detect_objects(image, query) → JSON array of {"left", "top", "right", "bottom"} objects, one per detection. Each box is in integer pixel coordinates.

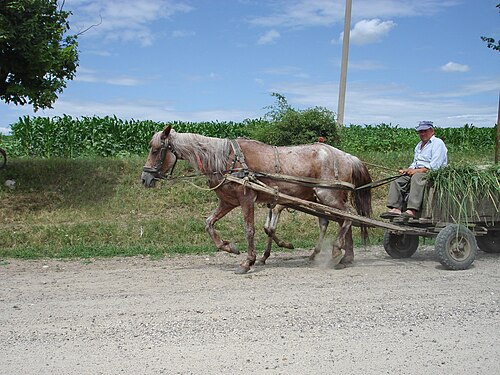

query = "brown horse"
[{"left": 141, "top": 125, "right": 372, "bottom": 273}]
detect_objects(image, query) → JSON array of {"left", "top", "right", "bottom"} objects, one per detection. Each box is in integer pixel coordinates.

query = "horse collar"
[{"left": 230, "top": 139, "right": 248, "bottom": 171}]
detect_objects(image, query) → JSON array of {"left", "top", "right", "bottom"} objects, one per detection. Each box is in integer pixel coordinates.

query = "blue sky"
[{"left": 1, "top": 0, "right": 499, "bottom": 134}]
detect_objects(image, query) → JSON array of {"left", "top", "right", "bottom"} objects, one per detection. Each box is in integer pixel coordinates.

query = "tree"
[
  {"left": 481, "top": 3, "right": 500, "bottom": 53},
  {"left": 0, "top": 0, "right": 79, "bottom": 110},
  {"left": 247, "top": 93, "right": 341, "bottom": 146}
]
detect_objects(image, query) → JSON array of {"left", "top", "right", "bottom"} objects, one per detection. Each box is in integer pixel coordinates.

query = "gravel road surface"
[{"left": 1, "top": 245, "right": 499, "bottom": 375}]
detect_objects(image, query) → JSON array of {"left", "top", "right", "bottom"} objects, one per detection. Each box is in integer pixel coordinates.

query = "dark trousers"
[{"left": 387, "top": 173, "right": 427, "bottom": 211}]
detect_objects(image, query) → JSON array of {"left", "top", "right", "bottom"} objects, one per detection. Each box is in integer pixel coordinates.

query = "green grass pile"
[{"left": 427, "top": 164, "right": 500, "bottom": 224}]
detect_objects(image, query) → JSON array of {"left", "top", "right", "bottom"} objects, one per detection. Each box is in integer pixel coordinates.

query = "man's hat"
[{"left": 416, "top": 120, "right": 434, "bottom": 131}]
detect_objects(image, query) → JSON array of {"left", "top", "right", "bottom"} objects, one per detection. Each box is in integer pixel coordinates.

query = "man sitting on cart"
[{"left": 381, "top": 120, "right": 448, "bottom": 219}]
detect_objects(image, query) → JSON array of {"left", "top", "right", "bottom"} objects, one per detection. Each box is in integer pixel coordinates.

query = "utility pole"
[
  {"left": 337, "top": 0, "right": 352, "bottom": 126},
  {"left": 496, "top": 90, "right": 499, "bottom": 164}
]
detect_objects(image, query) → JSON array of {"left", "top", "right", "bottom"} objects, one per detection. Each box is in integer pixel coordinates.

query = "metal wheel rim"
[{"left": 448, "top": 236, "right": 471, "bottom": 261}]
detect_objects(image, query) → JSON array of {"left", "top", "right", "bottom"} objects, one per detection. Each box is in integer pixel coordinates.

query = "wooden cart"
[{"left": 225, "top": 174, "right": 499, "bottom": 270}]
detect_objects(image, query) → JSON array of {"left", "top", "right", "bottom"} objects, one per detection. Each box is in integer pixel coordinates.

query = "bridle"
[{"left": 142, "top": 137, "right": 179, "bottom": 180}]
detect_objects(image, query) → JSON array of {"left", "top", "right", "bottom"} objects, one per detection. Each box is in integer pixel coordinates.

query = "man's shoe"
[
  {"left": 401, "top": 209, "right": 417, "bottom": 218},
  {"left": 380, "top": 209, "right": 402, "bottom": 219}
]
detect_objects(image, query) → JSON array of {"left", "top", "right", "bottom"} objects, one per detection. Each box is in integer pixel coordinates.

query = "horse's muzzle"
[{"left": 141, "top": 171, "right": 157, "bottom": 188}]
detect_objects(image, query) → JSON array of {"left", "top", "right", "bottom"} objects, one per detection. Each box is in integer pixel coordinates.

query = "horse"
[{"left": 141, "top": 125, "right": 372, "bottom": 274}]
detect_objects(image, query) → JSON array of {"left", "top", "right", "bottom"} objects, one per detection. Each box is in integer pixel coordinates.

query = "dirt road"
[{"left": 1, "top": 245, "right": 499, "bottom": 375}]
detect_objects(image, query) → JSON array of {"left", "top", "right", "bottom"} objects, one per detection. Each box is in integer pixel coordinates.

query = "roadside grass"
[{"left": 0, "top": 150, "right": 495, "bottom": 259}]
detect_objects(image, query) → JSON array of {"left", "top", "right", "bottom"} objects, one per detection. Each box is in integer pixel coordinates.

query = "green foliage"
[
  {"left": 170, "top": 120, "right": 249, "bottom": 139},
  {"left": 427, "top": 165, "right": 500, "bottom": 224},
  {"left": 340, "top": 123, "right": 496, "bottom": 154},
  {"left": 0, "top": 0, "right": 79, "bottom": 109},
  {"left": 247, "top": 93, "right": 340, "bottom": 146},
  {"left": 437, "top": 124, "right": 497, "bottom": 152},
  {"left": 340, "top": 124, "right": 415, "bottom": 152},
  {"left": 0, "top": 157, "right": 318, "bottom": 258},
  {"left": 481, "top": 3, "right": 500, "bottom": 53},
  {"left": 4, "top": 113, "right": 497, "bottom": 159},
  {"left": 8, "top": 115, "right": 250, "bottom": 157}
]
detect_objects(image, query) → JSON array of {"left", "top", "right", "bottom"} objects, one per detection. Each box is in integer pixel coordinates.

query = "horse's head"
[{"left": 141, "top": 125, "right": 177, "bottom": 188}]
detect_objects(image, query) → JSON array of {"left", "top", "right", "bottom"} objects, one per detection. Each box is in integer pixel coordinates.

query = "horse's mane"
[{"left": 152, "top": 130, "right": 231, "bottom": 174}]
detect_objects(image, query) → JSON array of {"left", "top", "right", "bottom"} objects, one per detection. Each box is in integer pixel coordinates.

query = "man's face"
[{"left": 417, "top": 128, "right": 434, "bottom": 143}]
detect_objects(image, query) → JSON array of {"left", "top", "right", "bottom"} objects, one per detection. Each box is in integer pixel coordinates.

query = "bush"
[{"left": 248, "top": 93, "right": 340, "bottom": 146}]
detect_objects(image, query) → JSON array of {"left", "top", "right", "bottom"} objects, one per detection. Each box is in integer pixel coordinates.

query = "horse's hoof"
[
  {"left": 256, "top": 259, "right": 266, "bottom": 266},
  {"left": 220, "top": 242, "right": 240, "bottom": 254},
  {"left": 341, "top": 256, "right": 353, "bottom": 265},
  {"left": 228, "top": 244, "right": 240, "bottom": 255},
  {"left": 235, "top": 265, "right": 250, "bottom": 274},
  {"left": 334, "top": 262, "right": 347, "bottom": 270},
  {"left": 331, "top": 251, "right": 343, "bottom": 266},
  {"left": 278, "top": 241, "right": 294, "bottom": 249}
]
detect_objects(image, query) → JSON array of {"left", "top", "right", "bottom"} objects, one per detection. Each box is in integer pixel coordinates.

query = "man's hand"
[{"left": 405, "top": 168, "right": 428, "bottom": 176}]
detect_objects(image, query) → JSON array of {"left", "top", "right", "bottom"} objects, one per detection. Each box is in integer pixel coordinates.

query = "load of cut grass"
[{"left": 426, "top": 164, "right": 500, "bottom": 225}]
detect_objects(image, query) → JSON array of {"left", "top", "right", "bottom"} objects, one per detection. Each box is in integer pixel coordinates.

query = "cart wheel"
[
  {"left": 435, "top": 224, "right": 477, "bottom": 270},
  {"left": 0, "top": 148, "right": 6, "bottom": 169},
  {"left": 383, "top": 230, "right": 419, "bottom": 258},
  {"left": 476, "top": 231, "right": 500, "bottom": 253}
]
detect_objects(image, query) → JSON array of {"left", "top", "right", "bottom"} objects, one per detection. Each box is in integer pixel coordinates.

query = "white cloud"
[
  {"left": 74, "top": 67, "right": 144, "bottom": 86},
  {"left": 186, "top": 72, "right": 222, "bottom": 82},
  {"left": 268, "top": 79, "right": 497, "bottom": 127},
  {"left": 249, "top": 0, "right": 456, "bottom": 29},
  {"left": 440, "top": 61, "right": 470, "bottom": 73},
  {"left": 261, "top": 66, "right": 309, "bottom": 78},
  {"left": 105, "top": 77, "right": 144, "bottom": 86},
  {"left": 66, "top": 0, "right": 194, "bottom": 46},
  {"left": 348, "top": 60, "right": 385, "bottom": 70},
  {"left": 257, "top": 30, "right": 281, "bottom": 45},
  {"left": 339, "top": 19, "right": 396, "bottom": 45},
  {"left": 172, "top": 30, "right": 195, "bottom": 38}
]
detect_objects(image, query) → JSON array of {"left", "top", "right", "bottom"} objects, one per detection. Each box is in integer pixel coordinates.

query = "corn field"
[{"left": 0, "top": 115, "right": 496, "bottom": 158}]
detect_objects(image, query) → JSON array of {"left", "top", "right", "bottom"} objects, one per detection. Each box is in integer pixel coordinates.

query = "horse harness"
[
  {"left": 146, "top": 136, "right": 397, "bottom": 192},
  {"left": 142, "top": 136, "right": 179, "bottom": 179}
]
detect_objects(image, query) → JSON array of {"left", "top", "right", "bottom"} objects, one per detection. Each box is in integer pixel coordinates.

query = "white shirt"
[{"left": 409, "top": 135, "right": 448, "bottom": 170}]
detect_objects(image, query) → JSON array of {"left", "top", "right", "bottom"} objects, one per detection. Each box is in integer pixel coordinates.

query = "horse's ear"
[{"left": 161, "top": 125, "right": 172, "bottom": 139}]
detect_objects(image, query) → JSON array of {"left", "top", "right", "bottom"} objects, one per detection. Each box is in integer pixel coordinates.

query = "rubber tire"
[
  {"left": 435, "top": 224, "right": 477, "bottom": 270},
  {"left": 383, "top": 230, "right": 419, "bottom": 258},
  {"left": 476, "top": 231, "right": 500, "bottom": 253}
]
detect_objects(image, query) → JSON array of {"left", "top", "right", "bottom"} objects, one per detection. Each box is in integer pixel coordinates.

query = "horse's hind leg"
[
  {"left": 205, "top": 200, "right": 239, "bottom": 254},
  {"left": 341, "top": 226, "right": 354, "bottom": 265},
  {"left": 236, "top": 198, "right": 257, "bottom": 274},
  {"left": 332, "top": 219, "right": 352, "bottom": 268},
  {"left": 308, "top": 217, "right": 329, "bottom": 260},
  {"left": 259, "top": 205, "right": 293, "bottom": 265}
]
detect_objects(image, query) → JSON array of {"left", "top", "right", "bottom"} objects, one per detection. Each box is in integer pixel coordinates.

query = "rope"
[
  {"left": 162, "top": 167, "right": 399, "bottom": 192},
  {"left": 185, "top": 177, "right": 227, "bottom": 191},
  {"left": 362, "top": 161, "right": 399, "bottom": 173}
]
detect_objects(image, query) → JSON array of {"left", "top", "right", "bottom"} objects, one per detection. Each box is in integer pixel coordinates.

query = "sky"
[{"left": 1, "top": 0, "right": 499, "bottom": 134}]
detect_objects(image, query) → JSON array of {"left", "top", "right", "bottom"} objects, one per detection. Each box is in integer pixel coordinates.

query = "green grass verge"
[{"left": 0, "top": 150, "right": 495, "bottom": 259}]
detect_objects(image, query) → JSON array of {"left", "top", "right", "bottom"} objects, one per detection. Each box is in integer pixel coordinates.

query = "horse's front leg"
[
  {"left": 205, "top": 200, "right": 239, "bottom": 254},
  {"left": 236, "top": 198, "right": 256, "bottom": 274}
]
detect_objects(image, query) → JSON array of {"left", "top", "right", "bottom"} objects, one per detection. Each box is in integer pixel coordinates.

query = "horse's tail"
[{"left": 351, "top": 159, "right": 372, "bottom": 244}]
